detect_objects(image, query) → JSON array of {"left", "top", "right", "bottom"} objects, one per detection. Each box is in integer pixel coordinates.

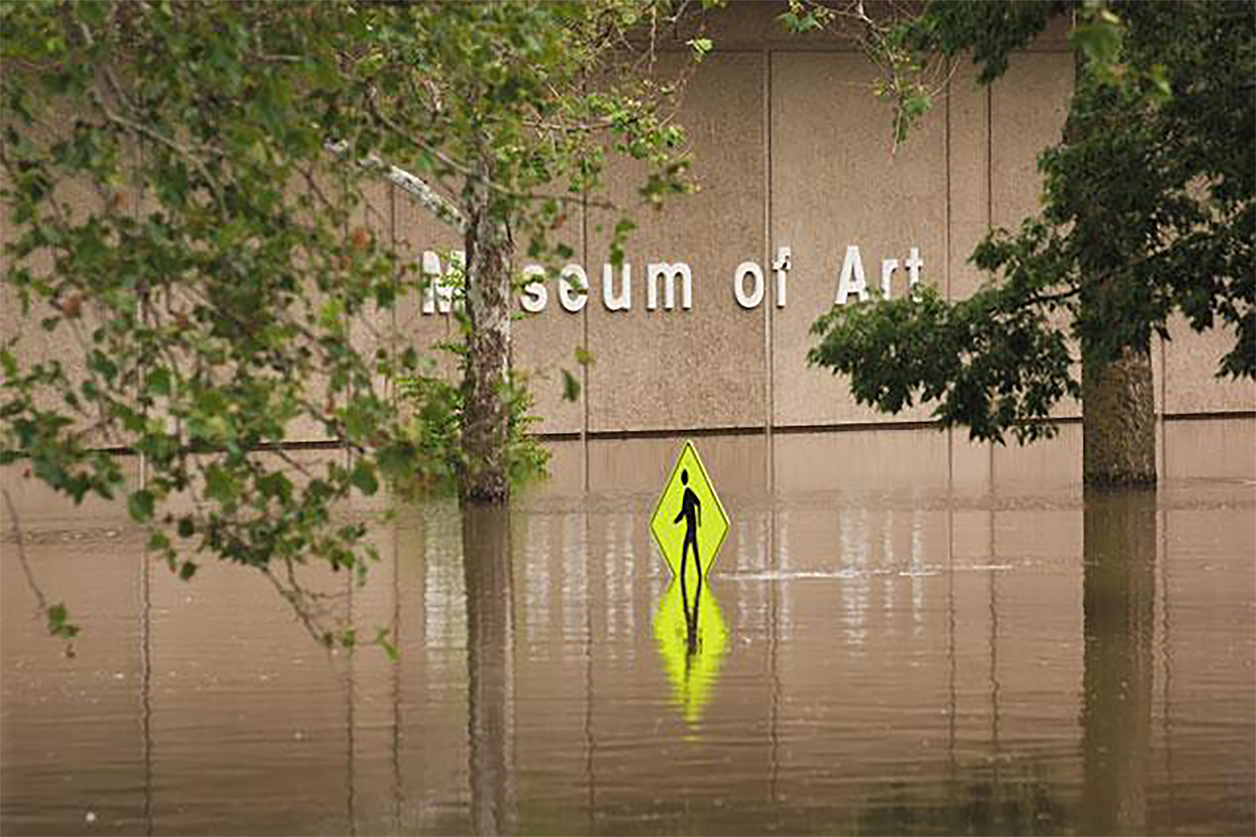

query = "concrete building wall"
[
  {"left": 2, "top": 2, "right": 1251, "bottom": 448},
  {"left": 586, "top": 51, "right": 768, "bottom": 434},
  {"left": 503, "top": 4, "right": 1252, "bottom": 438}
]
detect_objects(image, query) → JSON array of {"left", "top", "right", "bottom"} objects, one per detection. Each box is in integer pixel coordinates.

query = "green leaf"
[
  {"left": 77, "top": 3, "right": 106, "bottom": 28},
  {"left": 127, "top": 489, "right": 155, "bottom": 522},
  {"left": 375, "top": 627, "right": 399, "bottom": 661},
  {"left": 350, "top": 460, "right": 378, "bottom": 496},
  {"left": 204, "top": 465, "right": 235, "bottom": 503},
  {"left": 47, "top": 602, "right": 80, "bottom": 639},
  {"left": 376, "top": 442, "right": 417, "bottom": 482},
  {"left": 146, "top": 366, "right": 172, "bottom": 397},
  {"left": 561, "top": 368, "right": 581, "bottom": 403}
]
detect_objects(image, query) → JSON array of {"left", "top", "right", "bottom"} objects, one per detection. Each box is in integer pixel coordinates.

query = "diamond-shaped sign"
[{"left": 649, "top": 440, "right": 729, "bottom": 580}]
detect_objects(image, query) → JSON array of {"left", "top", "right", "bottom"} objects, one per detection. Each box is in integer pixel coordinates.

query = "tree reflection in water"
[
  {"left": 462, "top": 505, "right": 515, "bottom": 836},
  {"left": 1082, "top": 487, "right": 1155, "bottom": 836},
  {"left": 840, "top": 487, "right": 1158, "bottom": 836}
]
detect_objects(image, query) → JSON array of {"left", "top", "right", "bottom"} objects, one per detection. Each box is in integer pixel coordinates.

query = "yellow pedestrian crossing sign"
[{"left": 649, "top": 440, "right": 730, "bottom": 579}]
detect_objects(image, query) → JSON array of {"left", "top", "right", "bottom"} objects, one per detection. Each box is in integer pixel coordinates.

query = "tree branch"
[
  {"left": 363, "top": 87, "right": 616, "bottom": 214},
  {"left": 75, "top": 16, "right": 227, "bottom": 210},
  {"left": 324, "top": 141, "right": 467, "bottom": 233},
  {"left": 1, "top": 488, "right": 47, "bottom": 614},
  {"left": 1022, "top": 284, "right": 1084, "bottom": 308},
  {"left": 1, "top": 487, "right": 77, "bottom": 655}
]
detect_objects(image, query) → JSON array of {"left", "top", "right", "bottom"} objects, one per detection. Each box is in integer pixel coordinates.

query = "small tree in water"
[{"left": 0, "top": 1, "right": 703, "bottom": 643}]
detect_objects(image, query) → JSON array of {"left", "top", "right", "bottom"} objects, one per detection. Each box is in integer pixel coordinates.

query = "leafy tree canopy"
[
  {"left": 806, "top": 0, "right": 1254, "bottom": 444},
  {"left": 0, "top": 0, "right": 702, "bottom": 645}
]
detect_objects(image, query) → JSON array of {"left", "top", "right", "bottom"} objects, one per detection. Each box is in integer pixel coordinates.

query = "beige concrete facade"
[
  {"left": 1, "top": 2, "right": 1251, "bottom": 446},
  {"left": 528, "top": 6, "right": 1248, "bottom": 437},
  {"left": 395, "top": 4, "right": 1252, "bottom": 438}
]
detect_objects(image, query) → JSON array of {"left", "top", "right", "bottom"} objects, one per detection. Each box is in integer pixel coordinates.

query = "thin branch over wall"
[{"left": 325, "top": 141, "right": 468, "bottom": 233}]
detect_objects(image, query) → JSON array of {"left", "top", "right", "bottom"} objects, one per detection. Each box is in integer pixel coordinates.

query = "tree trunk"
[
  {"left": 1065, "top": 42, "right": 1157, "bottom": 488},
  {"left": 1082, "top": 342, "right": 1157, "bottom": 486},
  {"left": 460, "top": 158, "right": 514, "bottom": 504}
]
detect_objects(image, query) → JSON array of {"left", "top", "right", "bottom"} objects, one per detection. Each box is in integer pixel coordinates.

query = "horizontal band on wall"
[
  {"left": 11, "top": 411, "right": 1252, "bottom": 457},
  {"left": 533, "top": 410, "right": 1256, "bottom": 443}
]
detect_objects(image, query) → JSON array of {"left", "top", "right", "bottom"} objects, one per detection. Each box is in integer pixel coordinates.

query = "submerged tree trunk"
[
  {"left": 1082, "top": 342, "right": 1157, "bottom": 486},
  {"left": 1081, "top": 487, "right": 1155, "bottom": 834},
  {"left": 460, "top": 157, "right": 514, "bottom": 504},
  {"left": 463, "top": 504, "right": 515, "bottom": 834}
]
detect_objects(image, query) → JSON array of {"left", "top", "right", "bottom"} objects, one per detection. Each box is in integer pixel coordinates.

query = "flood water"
[{"left": 2, "top": 425, "right": 1254, "bottom": 835}]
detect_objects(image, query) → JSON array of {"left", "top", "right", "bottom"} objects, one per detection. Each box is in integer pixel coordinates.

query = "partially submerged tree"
[
  {"left": 350, "top": 1, "right": 700, "bottom": 501},
  {"left": 802, "top": 0, "right": 1253, "bottom": 485},
  {"left": 0, "top": 0, "right": 700, "bottom": 643}
]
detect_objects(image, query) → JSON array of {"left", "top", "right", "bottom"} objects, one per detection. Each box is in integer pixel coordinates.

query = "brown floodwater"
[{"left": 2, "top": 426, "right": 1254, "bottom": 836}]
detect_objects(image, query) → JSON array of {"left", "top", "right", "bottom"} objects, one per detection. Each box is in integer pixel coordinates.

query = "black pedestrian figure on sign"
[{"left": 674, "top": 468, "right": 702, "bottom": 640}]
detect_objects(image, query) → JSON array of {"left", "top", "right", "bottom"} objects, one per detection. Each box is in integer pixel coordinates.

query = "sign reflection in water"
[{"left": 652, "top": 575, "right": 729, "bottom": 728}]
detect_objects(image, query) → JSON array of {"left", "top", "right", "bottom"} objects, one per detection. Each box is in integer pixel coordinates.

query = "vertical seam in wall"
[
  {"left": 945, "top": 58, "right": 953, "bottom": 490},
  {"left": 134, "top": 141, "right": 149, "bottom": 489},
  {"left": 942, "top": 62, "right": 958, "bottom": 750},
  {"left": 764, "top": 48, "right": 775, "bottom": 491},
  {"left": 342, "top": 167, "right": 356, "bottom": 837},
  {"left": 1159, "top": 333, "right": 1167, "bottom": 474},
  {"left": 131, "top": 140, "right": 154, "bottom": 834},
  {"left": 343, "top": 168, "right": 351, "bottom": 458},
  {"left": 986, "top": 83, "right": 995, "bottom": 488},
  {"left": 764, "top": 50, "right": 780, "bottom": 781},
  {"left": 582, "top": 152, "right": 590, "bottom": 491},
  {"left": 389, "top": 184, "right": 397, "bottom": 408}
]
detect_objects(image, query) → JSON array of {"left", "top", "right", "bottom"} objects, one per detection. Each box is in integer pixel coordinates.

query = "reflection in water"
[
  {"left": 652, "top": 573, "right": 728, "bottom": 728},
  {"left": 389, "top": 519, "right": 402, "bottom": 834},
  {"left": 1082, "top": 488, "right": 1155, "bottom": 836},
  {"left": 463, "top": 505, "right": 515, "bottom": 836},
  {"left": 858, "top": 764, "right": 1066, "bottom": 836},
  {"left": 140, "top": 543, "right": 153, "bottom": 837},
  {"left": 2, "top": 431, "right": 1254, "bottom": 836}
]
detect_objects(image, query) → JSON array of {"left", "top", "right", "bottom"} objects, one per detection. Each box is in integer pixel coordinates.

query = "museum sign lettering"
[{"left": 418, "top": 244, "right": 924, "bottom": 314}]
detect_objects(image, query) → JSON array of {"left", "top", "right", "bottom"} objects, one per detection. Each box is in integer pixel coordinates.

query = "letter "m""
[
  {"left": 647, "top": 263, "right": 692, "bottom": 311},
  {"left": 421, "top": 250, "right": 465, "bottom": 314}
]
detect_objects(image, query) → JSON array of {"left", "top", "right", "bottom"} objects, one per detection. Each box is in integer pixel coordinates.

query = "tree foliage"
[
  {"left": 0, "top": 0, "right": 700, "bottom": 643},
  {"left": 807, "top": 0, "right": 1254, "bottom": 444}
]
